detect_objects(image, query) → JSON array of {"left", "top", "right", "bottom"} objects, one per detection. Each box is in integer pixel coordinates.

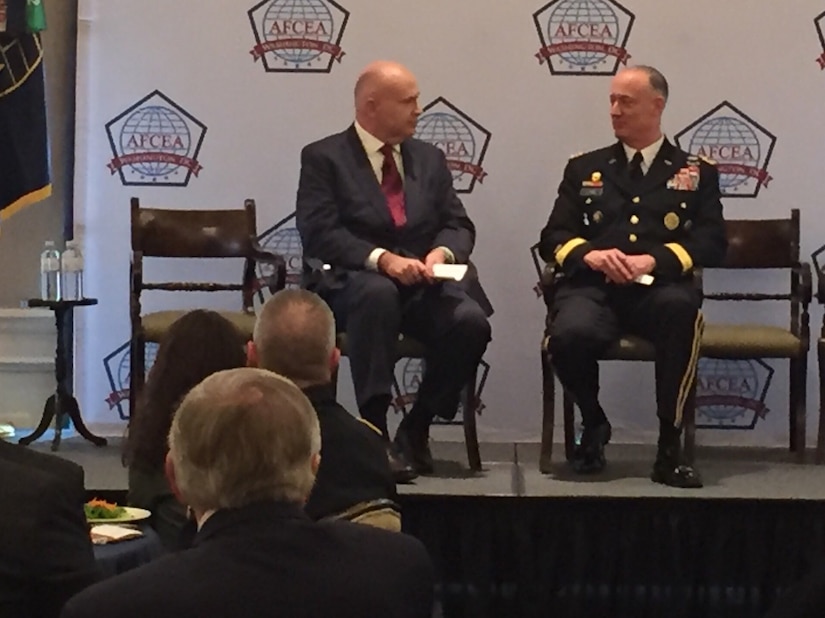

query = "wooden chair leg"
[
  {"left": 462, "top": 367, "right": 482, "bottom": 472},
  {"left": 791, "top": 357, "right": 807, "bottom": 464},
  {"left": 817, "top": 340, "right": 825, "bottom": 464},
  {"left": 683, "top": 381, "right": 697, "bottom": 465},
  {"left": 540, "top": 347, "right": 555, "bottom": 474},
  {"left": 563, "top": 390, "right": 576, "bottom": 462}
]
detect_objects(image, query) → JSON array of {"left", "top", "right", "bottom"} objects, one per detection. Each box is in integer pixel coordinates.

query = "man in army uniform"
[{"left": 538, "top": 65, "right": 727, "bottom": 488}]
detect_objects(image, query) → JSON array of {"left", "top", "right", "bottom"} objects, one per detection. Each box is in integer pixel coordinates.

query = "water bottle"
[
  {"left": 39, "top": 240, "right": 61, "bottom": 301},
  {"left": 61, "top": 239, "right": 84, "bottom": 301}
]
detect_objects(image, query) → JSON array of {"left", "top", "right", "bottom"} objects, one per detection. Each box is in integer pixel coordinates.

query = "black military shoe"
[
  {"left": 386, "top": 442, "right": 418, "bottom": 484},
  {"left": 394, "top": 420, "right": 435, "bottom": 475},
  {"left": 571, "top": 421, "right": 612, "bottom": 474},
  {"left": 651, "top": 444, "right": 703, "bottom": 488}
]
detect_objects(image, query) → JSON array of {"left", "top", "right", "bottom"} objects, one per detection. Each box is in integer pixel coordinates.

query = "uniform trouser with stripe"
[{"left": 547, "top": 279, "right": 703, "bottom": 437}]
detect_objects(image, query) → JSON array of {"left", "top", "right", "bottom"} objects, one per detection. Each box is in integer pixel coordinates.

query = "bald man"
[
  {"left": 296, "top": 61, "right": 491, "bottom": 478},
  {"left": 539, "top": 65, "right": 727, "bottom": 488}
]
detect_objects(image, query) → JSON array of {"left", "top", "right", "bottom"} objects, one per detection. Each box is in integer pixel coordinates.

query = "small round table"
[
  {"left": 18, "top": 298, "right": 107, "bottom": 451},
  {"left": 93, "top": 525, "right": 166, "bottom": 579}
]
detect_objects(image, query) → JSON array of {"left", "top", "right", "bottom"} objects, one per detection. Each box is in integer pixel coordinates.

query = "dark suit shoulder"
[
  {"left": 300, "top": 127, "right": 351, "bottom": 155},
  {"left": 570, "top": 144, "right": 615, "bottom": 161},
  {"left": 0, "top": 440, "right": 84, "bottom": 491}
]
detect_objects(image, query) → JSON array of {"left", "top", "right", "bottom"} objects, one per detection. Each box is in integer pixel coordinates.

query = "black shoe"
[
  {"left": 386, "top": 442, "right": 418, "bottom": 484},
  {"left": 394, "top": 421, "right": 434, "bottom": 475},
  {"left": 651, "top": 444, "right": 703, "bottom": 488},
  {"left": 571, "top": 421, "right": 612, "bottom": 474}
]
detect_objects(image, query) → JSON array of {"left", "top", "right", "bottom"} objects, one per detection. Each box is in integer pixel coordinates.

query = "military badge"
[
  {"left": 592, "top": 210, "right": 603, "bottom": 223},
  {"left": 666, "top": 166, "right": 699, "bottom": 191},
  {"left": 664, "top": 212, "right": 680, "bottom": 230}
]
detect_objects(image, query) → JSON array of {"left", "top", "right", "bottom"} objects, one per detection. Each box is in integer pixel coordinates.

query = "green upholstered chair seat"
[
  {"left": 335, "top": 333, "right": 427, "bottom": 359},
  {"left": 141, "top": 310, "right": 257, "bottom": 342},
  {"left": 701, "top": 323, "right": 802, "bottom": 359}
]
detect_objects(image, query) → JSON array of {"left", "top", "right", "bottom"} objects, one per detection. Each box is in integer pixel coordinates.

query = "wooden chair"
[
  {"left": 688, "top": 210, "right": 810, "bottom": 463},
  {"left": 537, "top": 210, "right": 811, "bottom": 471},
  {"left": 332, "top": 333, "right": 483, "bottom": 472},
  {"left": 129, "top": 197, "right": 285, "bottom": 413}
]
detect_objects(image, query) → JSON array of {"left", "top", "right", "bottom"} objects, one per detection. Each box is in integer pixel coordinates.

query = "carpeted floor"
[{"left": 23, "top": 433, "right": 825, "bottom": 500}]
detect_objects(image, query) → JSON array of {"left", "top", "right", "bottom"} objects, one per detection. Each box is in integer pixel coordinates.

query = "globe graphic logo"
[
  {"left": 696, "top": 358, "right": 760, "bottom": 423},
  {"left": 119, "top": 106, "right": 191, "bottom": 178},
  {"left": 116, "top": 342, "right": 159, "bottom": 406},
  {"left": 402, "top": 359, "right": 424, "bottom": 396},
  {"left": 261, "top": 227, "right": 304, "bottom": 288},
  {"left": 688, "top": 117, "right": 760, "bottom": 191},
  {"left": 415, "top": 113, "right": 476, "bottom": 183},
  {"left": 262, "top": 0, "right": 334, "bottom": 64},
  {"left": 548, "top": 0, "right": 619, "bottom": 67}
]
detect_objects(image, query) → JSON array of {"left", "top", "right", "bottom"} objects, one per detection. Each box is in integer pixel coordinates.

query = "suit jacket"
[
  {"left": 296, "top": 124, "right": 482, "bottom": 300},
  {"left": 302, "top": 384, "right": 397, "bottom": 520},
  {"left": 61, "top": 501, "right": 434, "bottom": 618},
  {"left": 539, "top": 139, "right": 727, "bottom": 283},
  {"left": 0, "top": 441, "right": 97, "bottom": 618}
]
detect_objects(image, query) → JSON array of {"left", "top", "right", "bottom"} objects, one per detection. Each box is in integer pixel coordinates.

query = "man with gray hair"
[
  {"left": 539, "top": 65, "right": 727, "bottom": 487},
  {"left": 248, "top": 288, "right": 404, "bottom": 514},
  {"left": 61, "top": 368, "right": 435, "bottom": 618}
]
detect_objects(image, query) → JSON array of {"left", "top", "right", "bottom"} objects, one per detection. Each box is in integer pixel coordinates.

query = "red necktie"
[{"left": 380, "top": 144, "right": 406, "bottom": 227}]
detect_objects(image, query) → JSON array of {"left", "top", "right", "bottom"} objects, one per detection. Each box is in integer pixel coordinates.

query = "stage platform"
[{"left": 23, "top": 435, "right": 825, "bottom": 618}]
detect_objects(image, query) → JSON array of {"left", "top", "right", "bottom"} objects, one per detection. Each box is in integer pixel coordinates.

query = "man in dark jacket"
[
  {"left": 248, "top": 288, "right": 401, "bottom": 515},
  {"left": 295, "top": 60, "right": 491, "bottom": 477},
  {"left": 539, "top": 65, "right": 727, "bottom": 488},
  {"left": 60, "top": 368, "right": 434, "bottom": 618},
  {"left": 0, "top": 440, "right": 97, "bottom": 618}
]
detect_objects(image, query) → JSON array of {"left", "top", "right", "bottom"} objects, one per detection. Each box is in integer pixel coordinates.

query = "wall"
[
  {"left": 0, "top": 0, "right": 76, "bottom": 305},
  {"left": 73, "top": 0, "right": 825, "bottom": 448}
]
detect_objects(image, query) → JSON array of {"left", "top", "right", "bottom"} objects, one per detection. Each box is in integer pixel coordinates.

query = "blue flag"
[{"left": 0, "top": 29, "right": 51, "bottom": 220}]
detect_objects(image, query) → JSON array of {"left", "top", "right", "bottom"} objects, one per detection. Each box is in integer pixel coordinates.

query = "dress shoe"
[
  {"left": 386, "top": 442, "right": 418, "bottom": 484},
  {"left": 571, "top": 421, "right": 612, "bottom": 474},
  {"left": 394, "top": 421, "right": 434, "bottom": 475},
  {"left": 651, "top": 444, "right": 703, "bottom": 488}
]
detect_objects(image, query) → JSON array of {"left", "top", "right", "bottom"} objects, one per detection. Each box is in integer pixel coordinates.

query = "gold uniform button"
[
  {"left": 632, "top": 196, "right": 641, "bottom": 204},
  {"left": 629, "top": 234, "right": 637, "bottom": 242},
  {"left": 630, "top": 215, "right": 639, "bottom": 224}
]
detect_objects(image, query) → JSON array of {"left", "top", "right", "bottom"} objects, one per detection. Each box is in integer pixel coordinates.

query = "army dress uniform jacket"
[{"left": 539, "top": 139, "right": 727, "bottom": 282}]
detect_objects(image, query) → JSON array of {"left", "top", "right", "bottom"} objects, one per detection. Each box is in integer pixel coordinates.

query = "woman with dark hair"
[{"left": 125, "top": 309, "right": 247, "bottom": 550}]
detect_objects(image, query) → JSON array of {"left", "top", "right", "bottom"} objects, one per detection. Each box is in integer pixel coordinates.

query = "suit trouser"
[
  {"left": 547, "top": 279, "right": 703, "bottom": 437},
  {"left": 330, "top": 271, "right": 491, "bottom": 433}
]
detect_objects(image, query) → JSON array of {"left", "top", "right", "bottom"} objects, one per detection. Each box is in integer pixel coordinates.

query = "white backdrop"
[{"left": 73, "top": 0, "right": 825, "bottom": 448}]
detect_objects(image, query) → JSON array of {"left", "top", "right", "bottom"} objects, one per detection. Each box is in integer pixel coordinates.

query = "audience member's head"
[
  {"left": 165, "top": 368, "right": 321, "bottom": 515},
  {"left": 126, "top": 309, "right": 247, "bottom": 471},
  {"left": 248, "top": 289, "right": 338, "bottom": 388}
]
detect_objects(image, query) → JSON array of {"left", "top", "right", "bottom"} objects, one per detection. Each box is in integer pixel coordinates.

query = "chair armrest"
[
  {"left": 811, "top": 244, "right": 825, "bottom": 303},
  {"left": 249, "top": 240, "right": 287, "bottom": 292},
  {"left": 798, "top": 261, "right": 813, "bottom": 305}
]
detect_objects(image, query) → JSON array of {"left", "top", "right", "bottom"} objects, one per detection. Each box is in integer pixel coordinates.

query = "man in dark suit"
[
  {"left": 248, "top": 288, "right": 401, "bottom": 514},
  {"left": 61, "top": 368, "right": 434, "bottom": 618},
  {"left": 296, "top": 60, "right": 492, "bottom": 477},
  {"left": 539, "top": 65, "right": 727, "bottom": 488},
  {"left": 0, "top": 440, "right": 97, "bottom": 618}
]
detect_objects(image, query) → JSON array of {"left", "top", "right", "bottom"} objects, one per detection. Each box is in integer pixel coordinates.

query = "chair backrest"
[
  {"left": 131, "top": 197, "right": 257, "bottom": 258},
  {"left": 703, "top": 209, "right": 810, "bottom": 337},
  {"left": 721, "top": 210, "right": 799, "bottom": 269}
]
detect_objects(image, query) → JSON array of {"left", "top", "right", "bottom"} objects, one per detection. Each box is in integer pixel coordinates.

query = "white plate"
[{"left": 86, "top": 506, "right": 151, "bottom": 524}]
